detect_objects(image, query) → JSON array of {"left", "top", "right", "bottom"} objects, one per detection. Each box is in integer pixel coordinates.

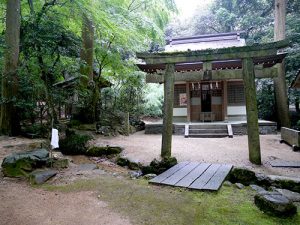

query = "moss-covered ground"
[{"left": 42, "top": 175, "right": 300, "bottom": 225}]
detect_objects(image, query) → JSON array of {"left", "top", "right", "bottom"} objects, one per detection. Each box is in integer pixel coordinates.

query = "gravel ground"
[{"left": 94, "top": 131, "right": 300, "bottom": 178}]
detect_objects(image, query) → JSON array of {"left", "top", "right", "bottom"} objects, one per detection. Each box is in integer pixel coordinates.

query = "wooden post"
[
  {"left": 243, "top": 58, "right": 261, "bottom": 165},
  {"left": 186, "top": 82, "right": 191, "bottom": 122},
  {"left": 274, "top": 0, "right": 290, "bottom": 128},
  {"left": 223, "top": 81, "right": 228, "bottom": 121},
  {"left": 161, "top": 64, "right": 175, "bottom": 158}
]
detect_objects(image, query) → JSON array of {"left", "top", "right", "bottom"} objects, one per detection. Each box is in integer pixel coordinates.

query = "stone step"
[
  {"left": 189, "top": 125, "right": 227, "bottom": 130},
  {"left": 189, "top": 128, "right": 228, "bottom": 134},
  {"left": 188, "top": 133, "right": 229, "bottom": 138}
]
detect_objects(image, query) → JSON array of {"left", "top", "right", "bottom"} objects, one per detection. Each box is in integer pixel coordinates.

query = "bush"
[
  {"left": 67, "top": 120, "right": 81, "bottom": 128},
  {"left": 59, "top": 133, "right": 92, "bottom": 155},
  {"left": 21, "top": 124, "right": 48, "bottom": 138}
]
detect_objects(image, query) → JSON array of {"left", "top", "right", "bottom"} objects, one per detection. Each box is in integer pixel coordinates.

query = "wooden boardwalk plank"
[
  {"left": 270, "top": 160, "right": 300, "bottom": 168},
  {"left": 202, "top": 164, "right": 232, "bottom": 190},
  {"left": 149, "top": 162, "right": 190, "bottom": 184},
  {"left": 161, "top": 162, "right": 200, "bottom": 186},
  {"left": 189, "top": 164, "right": 221, "bottom": 190},
  {"left": 176, "top": 163, "right": 211, "bottom": 188}
]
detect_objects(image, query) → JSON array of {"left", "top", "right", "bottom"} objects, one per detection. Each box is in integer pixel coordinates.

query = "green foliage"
[
  {"left": 256, "top": 79, "right": 276, "bottom": 121},
  {"left": 0, "top": 0, "right": 176, "bottom": 129},
  {"left": 59, "top": 133, "right": 92, "bottom": 155},
  {"left": 143, "top": 84, "right": 164, "bottom": 117}
]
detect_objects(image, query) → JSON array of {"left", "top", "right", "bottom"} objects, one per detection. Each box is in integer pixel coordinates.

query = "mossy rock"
[
  {"left": 86, "top": 146, "right": 122, "bottom": 157},
  {"left": 128, "top": 161, "right": 141, "bottom": 170},
  {"left": 142, "top": 157, "right": 177, "bottom": 175},
  {"left": 116, "top": 157, "right": 130, "bottom": 167},
  {"left": 228, "top": 167, "right": 257, "bottom": 185},
  {"left": 1, "top": 149, "right": 49, "bottom": 177},
  {"left": 116, "top": 157, "right": 141, "bottom": 170},
  {"left": 46, "top": 158, "right": 69, "bottom": 169},
  {"left": 254, "top": 191, "right": 297, "bottom": 217},
  {"left": 268, "top": 175, "right": 300, "bottom": 193}
]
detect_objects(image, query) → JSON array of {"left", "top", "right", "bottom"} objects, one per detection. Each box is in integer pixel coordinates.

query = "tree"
[
  {"left": 0, "top": 0, "right": 21, "bottom": 135},
  {"left": 273, "top": 0, "right": 290, "bottom": 128}
]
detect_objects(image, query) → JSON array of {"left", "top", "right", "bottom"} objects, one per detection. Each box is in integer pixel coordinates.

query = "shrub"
[{"left": 59, "top": 133, "right": 92, "bottom": 155}]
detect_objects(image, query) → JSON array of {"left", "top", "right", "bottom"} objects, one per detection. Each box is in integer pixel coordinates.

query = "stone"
[
  {"left": 255, "top": 173, "right": 271, "bottom": 187},
  {"left": 267, "top": 175, "right": 300, "bottom": 193},
  {"left": 228, "top": 167, "right": 257, "bottom": 185},
  {"left": 47, "top": 158, "right": 69, "bottom": 169},
  {"left": 143, "top": 174, "right": 157, "bottom": 180},
  {"left": 1, "top": 149, "right": 49, "bottom": 177},
  {"left": 129, "top": 170, "right": 142, "bottom": 179},
  {"left": 254, "top": 191, "right": 297, "bottom": 217},
  {"left": 76, "top": 164, "right": 98, "bottom": 171},
  {"left": 250, "top": 184, "right": 265, "bottom": 193},
  {"left": 223, "top": 181, "right": 232, "bottom": 187},
  {"left": 274, "top": 189, "right": 300, "bottom": 202},
  {"left": 235, "top": 183, "right": 245, "bottom": 189},
  {"left": 29, "top": 170, "right": 57, "bottom": 185}
]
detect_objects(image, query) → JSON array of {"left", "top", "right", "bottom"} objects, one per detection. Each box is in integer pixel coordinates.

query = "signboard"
[{"left": 179, "top": 93, "right": 187, "bottom": 106}]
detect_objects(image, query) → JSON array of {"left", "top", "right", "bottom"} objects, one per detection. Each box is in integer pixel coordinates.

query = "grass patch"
[{"left": 42, "top": 176, "right": 300, "bottom": 225}]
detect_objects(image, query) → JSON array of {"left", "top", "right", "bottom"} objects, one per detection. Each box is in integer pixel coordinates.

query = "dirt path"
[
  {"left": 0, "top": 137, "right": 131, "bottom": 225},
  {"left": 93, "top": 131, "right": 300, "bottom": 177},
  {"left": 0, "top": 136, "right": 299, "bottom": 225},
  {"left": 0, "top": 180, "right": 131, "bottom": 225}
]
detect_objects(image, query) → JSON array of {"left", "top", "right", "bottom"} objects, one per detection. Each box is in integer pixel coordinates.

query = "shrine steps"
[{"left": 184, "top": 124, "right": 233, "bottom": 138}]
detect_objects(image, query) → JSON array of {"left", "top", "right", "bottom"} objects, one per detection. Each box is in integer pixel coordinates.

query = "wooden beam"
[
  {"left": 146, "top": 66, "right": 279, "bottom": 83},
  {"left": 137, "top": 40, "right": 289, "bottom": 64},
  {"left": 161, "top": 64, "right": 175, "bottom": 158},
  {"left": 243, "top": 58, "right": 261, "bottom": 165},
  {"left": 186, "top": 82, "right": 191, "bottom": 122}
]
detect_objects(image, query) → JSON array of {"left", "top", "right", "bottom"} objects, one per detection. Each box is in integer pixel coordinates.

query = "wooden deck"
[{"left": 149, "top": 162, "right": 232, "bottom": 191}]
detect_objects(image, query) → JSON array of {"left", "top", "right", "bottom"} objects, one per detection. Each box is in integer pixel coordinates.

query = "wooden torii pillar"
[
  {"left": 161, "top": 64, "right": 175, "bottom": 157},
  {"left": 243, "top": 58, "right": 261, "bottom": 164}
]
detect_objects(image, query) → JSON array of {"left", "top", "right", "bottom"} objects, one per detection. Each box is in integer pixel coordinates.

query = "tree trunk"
[
  {"left": 78, "top": 14, "right": 99, "bottom": 123},
  {"left": 0, "top": 0, "right": 21, "bottom": 136},
  {"left": 80, "top": 15, "right": 94, "bottom": 87},
  {"left": 273, "top": 0, "right": 290, "bottom": 128}
]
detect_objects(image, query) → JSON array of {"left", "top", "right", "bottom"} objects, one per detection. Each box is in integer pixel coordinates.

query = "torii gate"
[{"left": 137, "top": 40, "right": 289, "bottom": 165}]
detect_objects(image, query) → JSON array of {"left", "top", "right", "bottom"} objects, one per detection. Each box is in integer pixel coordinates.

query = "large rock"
[
  {"left": 254, "top": 191, "right": 297, "bottom": 217},
  {"left": 1, "top": 149, "right": 49, "bottom": 177},
  {"left": 250, "top": 184, "right": 265, "bottom": 193},
  {"left": 29, "top": 170, "right": 57, "bottom": 185},
  {"left": 141, "top": 157, "right": 177, "bottom": 175},
  {"left": 275, "top": 189, "right": 300, "bottom": 202},
  {"left": 268, "top": 175, "right": 300, "bottom": 193},
  {"left": 86, "top": 146, "right": 122, "bottom": 157},
  {"left": 228, "top": 167, "right": 257, "bottom": 185}
]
